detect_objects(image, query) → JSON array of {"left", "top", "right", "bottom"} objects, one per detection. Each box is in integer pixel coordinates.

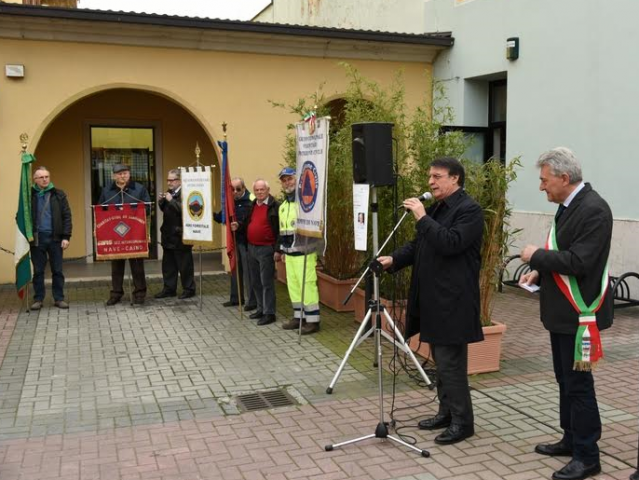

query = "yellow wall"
[{"left": 0, "top": 37, "right": 432, "bottom": 284}]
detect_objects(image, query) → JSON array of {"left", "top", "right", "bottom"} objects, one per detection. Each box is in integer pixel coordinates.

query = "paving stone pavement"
[{"left": 0, "top": 276, "right": 638, "bottom": 480}]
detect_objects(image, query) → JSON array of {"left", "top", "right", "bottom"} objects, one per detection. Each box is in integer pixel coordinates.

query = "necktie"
[{"left": 555, "top": 204, "right": 566, "bottom": 221}]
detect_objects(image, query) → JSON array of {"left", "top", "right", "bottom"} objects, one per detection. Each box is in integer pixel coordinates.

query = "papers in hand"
[{"left": 520, "top": 283, "right": 540, "bottom": 293}]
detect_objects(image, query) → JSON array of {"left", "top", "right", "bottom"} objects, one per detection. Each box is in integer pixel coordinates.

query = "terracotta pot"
[
  {"left": 276, "top": 260, "right": 287, "bottom": 285},
  {"left": 316, "top": 271, "right": 357, "bottom": 312},
  {"left": 407, "top": 321, "right": 507, "bottom": 375}
]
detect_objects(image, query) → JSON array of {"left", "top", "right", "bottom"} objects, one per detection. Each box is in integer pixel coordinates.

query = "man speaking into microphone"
[{"left": 378, "top": 156, "right": 484, "bottom": 445}]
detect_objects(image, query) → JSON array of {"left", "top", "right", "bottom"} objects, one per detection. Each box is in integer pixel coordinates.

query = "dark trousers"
[
  {"left": 550, "top": 332, "right": 601, "bottom": 463},
  {"left": 431, "top": 343, "right": 474, "bottom": 427},
  {"left": 161, "top": 248, "right": 195, "bottom": 294},
  {"left": 111, "top": 258, "right": 147, "bottom": 300},
  {"left": 248, "top": 243, "right": 276, "bottom": 315},
  {"left": 30, "top": 232, "right": 65, "bottom": 302},
  {"left": 230, "top": 243, "right": 256, "bottom": 306}
]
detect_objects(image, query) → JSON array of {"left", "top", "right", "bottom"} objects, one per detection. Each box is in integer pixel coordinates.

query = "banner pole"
[
  {"left": 232, "top": 228, "right": 243, "bottom": 319},
  {"left": 128, "top": 262, "right": 133, "bottom": 305},
  {"left": 25, "top": 283, "right": 30, "bottom": 313},
  {"left": 297, "top": 236, "right": 310, "bottom": 344},
  {"left": 199, "top": 246, "right": 203, "bottom": 310}
]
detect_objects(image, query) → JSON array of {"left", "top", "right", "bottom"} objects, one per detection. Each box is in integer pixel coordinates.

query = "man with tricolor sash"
[{"left": 520, "top": 147, "right": 613, "bottom": 480}]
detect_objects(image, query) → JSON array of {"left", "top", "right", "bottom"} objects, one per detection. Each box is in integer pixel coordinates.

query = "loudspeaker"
[{"left": 352, "top": 122, "right": 394, "bottom": 186}]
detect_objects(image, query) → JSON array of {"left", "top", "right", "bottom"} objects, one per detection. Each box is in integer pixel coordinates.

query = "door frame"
[{"left": 82, "top": 119, "right": 163, "bottom": 263}]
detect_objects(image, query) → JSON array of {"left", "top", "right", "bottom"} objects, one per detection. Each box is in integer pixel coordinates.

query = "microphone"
[{"left": 397, "top": 192, "right": 433, "bottom": 210}]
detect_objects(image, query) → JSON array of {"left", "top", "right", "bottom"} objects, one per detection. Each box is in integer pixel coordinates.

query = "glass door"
[{"left": 90, "top": 126, "right": 157, "bottom": 258}]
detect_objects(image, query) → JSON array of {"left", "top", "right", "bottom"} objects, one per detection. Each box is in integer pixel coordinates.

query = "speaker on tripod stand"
[{"left": 352, "top": 122, "right": 395, "bottom": 186}]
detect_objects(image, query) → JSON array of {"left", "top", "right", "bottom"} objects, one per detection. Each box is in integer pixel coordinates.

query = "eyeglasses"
[{"left": 233, "top": 187, "right": 243, "bottom": 192}]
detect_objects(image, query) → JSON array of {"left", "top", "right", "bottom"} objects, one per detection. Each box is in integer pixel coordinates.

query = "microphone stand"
[{"left": 324, "top": 187, "right": 431, "bottom": 457}]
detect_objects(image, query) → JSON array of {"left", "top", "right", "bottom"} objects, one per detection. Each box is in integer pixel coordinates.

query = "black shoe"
[
  {"left": 418, "top": 413, "right": 452, "bottom": 430},
  {"left": 106, "top": 297, "right": 121, "bottom": 306},
  {"left": 257, "top": 314, "right": 276, "bottom": 326},
  {"left": 535, "top": 440, "right": 573, "bottom": 457},
  {"left": 249, "top": 311, "right": 263, "bottom": 320},
  {"left": 222, "top": 300, "right": 239, "bottom": 307},
  {"left": 244, "top": 304, "right": 257, "bottom": 312},
  {"left": 179, "top": 291, "right": 195, "bottom": 300},
  {"left": 552, "top": 459, "right": 601, "bottom": 480},
  {"left": 434, "top": 424, "right": 474, "bottom": 445},
  {"left": 154, "top": 291, "right": 176, "bottom": 299},
  {"left": 133, "top": 297, "right": 145, "bottom": 305}
]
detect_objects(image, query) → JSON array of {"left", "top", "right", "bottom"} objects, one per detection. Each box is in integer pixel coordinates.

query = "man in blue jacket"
[
  {"left": 30, "top": 166, "right": 72, "bottom": 310},
  {"left": 99, "top": 164, "right": 151, "bottom": 306}
]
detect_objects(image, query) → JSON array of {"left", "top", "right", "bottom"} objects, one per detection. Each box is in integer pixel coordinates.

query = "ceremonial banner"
[
  {"left": 181, "top": 166, "right": 214, "bottom": 246},
  {"left": 217, "top": 139, "right": 237, "bottom": 272},
  {"left": 15, "top": 151, "right": 35, "bottom": 298},
  {"left": 295, "top": 116, "right": 329, "bottom": 247},
  {"left": 94, "top": 204, "right": 149, "bottom": 260}
]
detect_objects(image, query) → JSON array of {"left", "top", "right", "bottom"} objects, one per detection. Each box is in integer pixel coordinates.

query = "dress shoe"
[
  {"left": 257, "top": 314, "right": 276, "bottom": 326},
  {"left": 106, "top": 297, "right": 121, "bottom": 306},
  {"left": 30, "top": 301, "right": 43, "bottom": 310},
  {"left": 244, "top": 304, "right": 257, "bottom": 312},
  {"left": 417, "top": 413, "right": 452, "bottom": 430},
  {"left": 300, "top": 323, "right": 320, "bottom": 335},
  {"left": 434, "top": 424, "right": 474, "bottom": 445},
  {"left": 154, "top": 291, "right": 176, "bottom": 299},
  {"left": 552, "top": 459, "right": 601, "bottom": 480},
  {"left": 282, "top": 318, "right": 300, "bottom": 330},
  {"left": 249, "top": 311, "right": 263, "bottom": 320},
  {"left": 179, "top": 291, "right": 195, "bottom": 300},
  {"left": 133, "top": 297, "right": 145, "bottom": 305},
  {"left": 54, "top": 300, "right": 69, "bottom": 309},
  {"left": 535, "top": 440, "right": 573, "bottom": 457},
  {"left": 222, "top": 300, "right": 239, "bottom": 307}
]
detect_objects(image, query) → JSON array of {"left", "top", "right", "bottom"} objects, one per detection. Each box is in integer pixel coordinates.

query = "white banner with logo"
[
  {"left": 353, "top": 183, "right": 370, "bottom": 251},
  {"left": 180, "top": 166, "right": 214, "bottom": 246},
  {"left": 295, "top": 116, "right": 330, "bottom": 248}
]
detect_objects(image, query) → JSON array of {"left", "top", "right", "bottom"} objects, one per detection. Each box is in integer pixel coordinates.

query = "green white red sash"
[{"left": 546, "top": 221, "right": 609, "bottom": 371}]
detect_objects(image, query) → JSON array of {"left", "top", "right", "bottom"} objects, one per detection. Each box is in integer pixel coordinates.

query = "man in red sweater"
[{"left": 245, "top": 179, "right": 280, "bottom": 325}]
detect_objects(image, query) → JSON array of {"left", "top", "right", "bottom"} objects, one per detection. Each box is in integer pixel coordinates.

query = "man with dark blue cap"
[{"left": 276, "top": 166, "right": 321, "bottom": 335}]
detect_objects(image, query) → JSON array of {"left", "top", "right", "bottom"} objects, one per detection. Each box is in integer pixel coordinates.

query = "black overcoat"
[
  {"left": 529, "top": 183, "right": 613, "bottom": 334},
  {"left": 391, "top": 189, "right": 484, "bottom": 345},
  {"left": 159, "top": 188, "right": 191, "bottom": 250}
]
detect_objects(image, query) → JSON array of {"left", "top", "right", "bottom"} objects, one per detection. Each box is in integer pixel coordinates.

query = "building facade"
[{"left": 0, "top": 3, "right": 449, "bottom": 284}]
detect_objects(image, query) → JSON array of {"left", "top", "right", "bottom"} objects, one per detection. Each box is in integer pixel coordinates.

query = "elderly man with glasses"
[
  {"left": 29, "top": 166, "right": 73, "bottom": 310},
  {"left": 215, "top": 177, "right": 256, "bottom": 309},
  {"left": 155, "top": 169, "right": 195, "bottom": 300}
]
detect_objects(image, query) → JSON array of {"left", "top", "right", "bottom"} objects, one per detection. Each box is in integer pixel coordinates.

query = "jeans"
[
  {"left": 248, "top": 243, "right": 276, "bottom": 315},
  {"left": 30, "top": 232, "right": 65, "bottom": 301}
]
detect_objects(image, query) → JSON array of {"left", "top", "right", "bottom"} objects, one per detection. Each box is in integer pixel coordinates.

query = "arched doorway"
[{"left": 34, "top": 88, "right": 221, "bottom": 266}]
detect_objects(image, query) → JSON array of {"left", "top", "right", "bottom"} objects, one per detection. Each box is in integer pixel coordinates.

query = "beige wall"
[{"left": 0, "top": 37, "right": 432, "bottom": 284}]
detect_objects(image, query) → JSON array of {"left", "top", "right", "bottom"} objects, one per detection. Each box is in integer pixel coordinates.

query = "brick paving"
[{"left": 0, "top": 275, "right": 638, "bottom": 480}]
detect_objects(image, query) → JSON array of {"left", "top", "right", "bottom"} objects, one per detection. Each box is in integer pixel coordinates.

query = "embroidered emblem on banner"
[
  {"left": 298, "top": 161, "right": 319, "bottom": 213},
  {"left": 187, "top": 191, "right": 204, "bottom": 221},
  {"left": 114, "top": 222, "right": 131, "bottom": 238}
]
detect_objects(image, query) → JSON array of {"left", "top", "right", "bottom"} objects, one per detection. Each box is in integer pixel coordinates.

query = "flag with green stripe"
[{"left": 15, "top": 152, "right": 35, "bottom": 299}]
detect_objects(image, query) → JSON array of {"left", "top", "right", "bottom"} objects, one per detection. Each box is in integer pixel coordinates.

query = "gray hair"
[
  {"left": 536, "top": 147, "right": 583, "bottom": 184},
  {"left": 168, "top": 169, "right": 180, "bottom": 179},
  {"left": 33, "top": 166, "right": 50, "bottom": 177},
  {"left": 253, "top": 178, "right": 270, "bottom": 190},
  {"left": 232, "top": 177, "right": 245, "bottom": 189}
]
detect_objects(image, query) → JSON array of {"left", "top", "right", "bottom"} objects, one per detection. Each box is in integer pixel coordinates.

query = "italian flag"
[{"left": 15, "top": 152, "right": 35, "bottom": 299}]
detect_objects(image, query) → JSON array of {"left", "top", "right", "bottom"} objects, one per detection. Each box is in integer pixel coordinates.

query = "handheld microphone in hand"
[{"left": 397, "top": 192, "right": 433, "bottom": 210}]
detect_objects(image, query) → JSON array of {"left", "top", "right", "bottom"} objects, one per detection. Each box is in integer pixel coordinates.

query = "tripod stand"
[{"left": 324, "top": 187, "right": 431, "bottom": 457}]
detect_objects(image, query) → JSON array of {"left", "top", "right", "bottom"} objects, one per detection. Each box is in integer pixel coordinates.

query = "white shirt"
[{"left": 563, "top": 181, "right": 585, "bottom": 208}]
